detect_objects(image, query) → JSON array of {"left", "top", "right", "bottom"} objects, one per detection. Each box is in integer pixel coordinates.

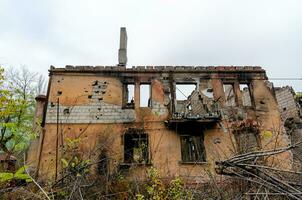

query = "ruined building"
[
  {"left": 27, "top": 28, "right": 292, "bottom": 182},
  {"left": 275, "top": 86, "right": 302, "bottom": 170}
]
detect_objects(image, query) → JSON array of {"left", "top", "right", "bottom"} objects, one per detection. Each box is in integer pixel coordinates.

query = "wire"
[
  {"left": 268, "top": 78, "right": 302, "bottom": 80},
  {"left": 176, "top": 86, "right": 188, "bottom": 99}
]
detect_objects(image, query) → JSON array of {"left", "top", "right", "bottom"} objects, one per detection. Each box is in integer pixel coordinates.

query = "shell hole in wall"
[
  {"left": 92, "top": 80, "right": 98, "bottom": 86},
  {"left": 63, "top": 108, "right": 70, "bottom": 115}
]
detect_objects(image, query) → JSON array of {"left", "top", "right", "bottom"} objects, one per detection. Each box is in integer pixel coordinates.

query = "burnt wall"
[{"left": 31, "top": 65, "right": 292, "bottom": 181}]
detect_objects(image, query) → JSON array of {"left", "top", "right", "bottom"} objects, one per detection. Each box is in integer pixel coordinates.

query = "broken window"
[
  {"left": 223, "top": 84, "right": 236, "bottom": 106},
  {"left": 240, "top": 84, "right": 252, "bottom": 107},
  {"left": 233, "top": 122, "right": 260, "bottom": 153},
  {"left": 175, "top": 84, "right": 197, "bottom": 115},
  {"left": 124, "top": 84, "right": 135, "bottom": 108},
  {"left": 140, "top": 84, "right": 151, "bottom": 107},
  {"left": 176, "top": 84, "right": 196, "bottom": 100},
  {"left": 180, "top": 135, "right": 206, "bottom": 162},
  {"left": 124, "top": 132, "right": 149, "bottom": 164},
  {"left": 235, "top": 132, "right": 259, "bottom": 153}
]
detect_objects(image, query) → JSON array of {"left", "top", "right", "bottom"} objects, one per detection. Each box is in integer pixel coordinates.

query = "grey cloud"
[{"left": 0, "top": 0, "right": 301, "bottom": 91}]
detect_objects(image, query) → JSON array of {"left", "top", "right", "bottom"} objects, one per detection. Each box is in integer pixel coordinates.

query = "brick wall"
[{"left": 275, "top": 86, "right": 299, "bottom": 120}]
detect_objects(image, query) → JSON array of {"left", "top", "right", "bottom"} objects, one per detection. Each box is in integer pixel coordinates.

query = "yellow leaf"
[
  {"left": 262, "top": 131, "right": 272, "bottom": 139},
  {"left": 61, "top": 158, "right": 68, "bottom": 168}
]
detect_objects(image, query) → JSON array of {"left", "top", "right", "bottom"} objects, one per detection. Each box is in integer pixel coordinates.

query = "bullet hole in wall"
[
  {"left": 63, "top": 108, "right": 70, "bottom": 115},
  {"left": 92, "top": 80, "right": 98, "bottom": 86},
  {"left": 57, "top": 91, "right": 62, "bottom": 96},
  {"left": 213, "top": 138, "right": 221, "bottom": 144},
  {"left": 88, "top": 95, "right": 92, "bottom": 99}
]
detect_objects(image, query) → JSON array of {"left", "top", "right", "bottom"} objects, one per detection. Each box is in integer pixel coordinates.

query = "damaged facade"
[
  {"left": 27, "top": 28, "right": 293, "bottom": 182},
  {"left": 275, "top": 86, "right": 302, "bottom": 170}
]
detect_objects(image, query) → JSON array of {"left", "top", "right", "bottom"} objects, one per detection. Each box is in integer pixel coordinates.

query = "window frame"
[
  {"left": 180, "top": 134, "right": 206, "bottom": 164},
  {"left": 139, "top": 83, "right": 152, "bottom": 108},
  {"left": 223, "top": 83, "right": 237, "bottom": 107},
  {"left": 123, "top": 132, "right": 149, "bottom": 164},
  {"left": 122, "top": 83, "right": 135, "bottom": 109},
  {"left": 239, "top": 82, "right": 254, "bottom": 107}
]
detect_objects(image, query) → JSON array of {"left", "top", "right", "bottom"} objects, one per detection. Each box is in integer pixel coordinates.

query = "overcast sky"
[{"left": 0, "top": 0, "right": 301, "bottom": 91}]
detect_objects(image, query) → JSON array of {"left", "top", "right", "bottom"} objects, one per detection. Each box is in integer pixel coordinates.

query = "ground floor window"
[
  {"left": 124, "top": 132, "right": 149, "bottom": 164},
  {"left": 235, "top": 132, "right": 259, "bottom": 153},
  {"left": 180, "top": 135, "right": 206, "bottom": 162}
]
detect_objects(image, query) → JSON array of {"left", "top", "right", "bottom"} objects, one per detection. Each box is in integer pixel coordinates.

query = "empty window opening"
[
  {"left": 240, "top": 84, "right": 252, "bottom": 106},
  {"left": 124, "top": 133, "right": 149, "bottom": 164},
  {"left": 176, "top": 84, "right": 196, "bottom": 100},
  {"left": 123, "top": 84, "right": 135, "bottom": 108},
  {"left": 127, "top": 85, "right": 135, "bottom": 104},
  {"left": 140, "top": 84, "right": 151, "bottom": 107},
  {"left": 223, "top": 84, "right": 236, "bottom": 106},
  {"left": 180, "top": 135, "right": 206, "bottom": 162},
  {"left": 235, "top": 132, "right": 259, "bottom": 153},
  {"left": 175, "top": 84, "right": 197, "bottom": 115}
]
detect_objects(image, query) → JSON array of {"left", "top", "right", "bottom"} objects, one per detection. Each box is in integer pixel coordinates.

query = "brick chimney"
[{"left": 118, "top": 27, "right": 127, "bottom": 66}]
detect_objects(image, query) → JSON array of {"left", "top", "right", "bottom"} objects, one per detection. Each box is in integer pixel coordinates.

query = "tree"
[
  {"left": 0, "top": 66, "right": 40, "bottom": 169},
  {"left": 5, "top": 66, "right": 47, "bottom": 100}
]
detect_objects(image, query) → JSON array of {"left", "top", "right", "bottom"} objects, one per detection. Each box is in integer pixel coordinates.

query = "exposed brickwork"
[
  {"left": 275, "top": 86, "right": 299, "bottom": 120},
  {"left": 29, "top": 65, "right": 293, "bottom": 182},
  {"left": 51, "top": 65, "right": 265, "bottom": 73},
  {"left": 46, "top": 102, "right": 136, "bottom": 123}
]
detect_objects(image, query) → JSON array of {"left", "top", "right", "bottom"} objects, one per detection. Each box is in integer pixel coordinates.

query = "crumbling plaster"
[{"left": 28, "top": 66, "right": 293, "bottom": 181}]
